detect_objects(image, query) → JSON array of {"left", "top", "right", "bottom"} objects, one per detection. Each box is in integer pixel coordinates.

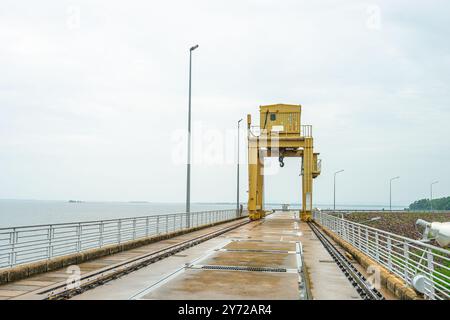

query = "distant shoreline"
[{"left": 0, "top": 199, "right": 407, "bottom": 207}]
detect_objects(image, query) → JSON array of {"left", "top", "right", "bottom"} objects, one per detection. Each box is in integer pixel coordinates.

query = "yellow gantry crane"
[{"left": 247, "top": 104, "right": 321, "bottom": 221}]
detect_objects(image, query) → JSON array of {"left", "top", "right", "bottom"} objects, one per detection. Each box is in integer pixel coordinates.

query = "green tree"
[{"left": 409, "top": 196, "right": 450, "bottom": 210}]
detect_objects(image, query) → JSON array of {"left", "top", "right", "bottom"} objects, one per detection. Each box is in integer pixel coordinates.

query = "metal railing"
[
  {"left": 313, "top": 211, "right": 450, "bottom": 300},
  {"left": 249, "top": 124, "right": 313, "bottom": 137},
  {"left": 300, "top": 125, "right": 312, "bottom": 137},
  {"left": 0, "top": 209, "right": 246, "bottom": 269}
]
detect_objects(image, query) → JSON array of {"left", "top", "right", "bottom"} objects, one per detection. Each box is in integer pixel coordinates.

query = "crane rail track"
[
  {"left": 39, "top": 219, "right": 251, "bottom": 300},
  {"left": 308, "top": 222, "right": 385, "bottom": 300}
]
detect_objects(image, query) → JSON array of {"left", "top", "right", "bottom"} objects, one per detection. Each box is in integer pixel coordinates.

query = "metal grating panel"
[{"left": 200, "top": 265, "right": 287, "bottom": 273}]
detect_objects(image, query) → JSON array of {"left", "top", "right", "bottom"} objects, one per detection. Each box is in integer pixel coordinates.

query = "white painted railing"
[
  {"left": 313, "top": 211, "right": 450, "bottom": 300},
  {"left": 0, "top": 209, "right": 246, "bottom": 269}
]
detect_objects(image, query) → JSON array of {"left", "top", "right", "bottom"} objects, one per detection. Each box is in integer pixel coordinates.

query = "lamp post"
[
  {"left": 186, "top": 44, "right": 199, "bottom": 227},
  {"left": 237, "top": 119, "right": 243, "bottom": 217},
  {"left": 389, "top": 176, "right": 400, "bottom": 211},
  {"left": 333, "top": 169, "right": 344, "bottom": 212},
  {"left": 430, "top": 181, "right": 439, "bottom": 211}
]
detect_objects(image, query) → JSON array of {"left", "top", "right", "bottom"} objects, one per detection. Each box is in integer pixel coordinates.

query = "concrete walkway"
[
  {"left": 0, "top": 219, "right": 245, "bottom": 300},
  {"left": 75, "top": 211, "right": 360, "bottom": 300},
  {"left": 1, "top": 211, "right": 362, "bottom": 300}
]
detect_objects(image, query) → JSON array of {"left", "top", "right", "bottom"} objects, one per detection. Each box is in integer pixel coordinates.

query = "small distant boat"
[{"left": 68, "top": 200, "right": 83, "bottom": 203}]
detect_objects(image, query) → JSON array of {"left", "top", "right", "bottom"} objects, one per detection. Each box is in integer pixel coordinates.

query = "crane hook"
[{"left": 279, "top": 156, "right": 285, "bottom": 168}]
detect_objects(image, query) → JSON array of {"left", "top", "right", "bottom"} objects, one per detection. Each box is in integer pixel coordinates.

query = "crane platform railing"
[
  {"left": 313, "top": 210, "right": 450, "bottom": 300},
  {"left": 249, "top": 124, "right": 312, "bottom": 137},
  {"left": 0, "top": 209, "right": 246, "bottom": 269}
]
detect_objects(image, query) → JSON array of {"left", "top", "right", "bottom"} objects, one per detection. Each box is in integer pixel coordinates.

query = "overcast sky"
[{"left": 1, "top": 0, "right": 449, "bottom": 206}]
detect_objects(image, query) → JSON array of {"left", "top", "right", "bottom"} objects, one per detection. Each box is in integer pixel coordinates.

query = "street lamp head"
[
  {"left": 390, "top": 176, "right": 400, "bottom": 181},
  {"left": 190, "top": 44, "right": 199, "bottom": 51},
  {"left": 431, "top": 181, "right": 439, "bottom": 185},
  {"left": 238, "top": 118, "right": 243, "bottom": 124},
  {"left": 334, "top": 169, "right": 344, "bottom": 175}
]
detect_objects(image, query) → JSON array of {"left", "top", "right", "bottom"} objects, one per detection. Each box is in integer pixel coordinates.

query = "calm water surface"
[
  {"left": 0, "top": 200, "right": 405, "bottom": 228},
  {"left": 0, "top": 200, "right": 236, "bottom": 228}
]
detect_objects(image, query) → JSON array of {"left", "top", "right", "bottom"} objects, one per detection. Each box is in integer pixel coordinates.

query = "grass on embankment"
[
  {"left": 343, "top": 211, "right": 450, "bottom": 240},
  {"left": 343, "top": 212, "right": 450, "bottom": 294}
]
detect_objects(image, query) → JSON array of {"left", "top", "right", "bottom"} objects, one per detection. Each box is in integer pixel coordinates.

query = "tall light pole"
[
  {"left": 236, "top": 119, "right": 243, "bottom": 216},
  {"left": 186, "top": 44, "right": 199, "bottom": 227},
  {"left": 389, "top": 176, "right": 400, "bottom": 211},
  {"left": 430, "top": 181, "right": 439, "bottom": 211},
  {"left": 333, "top": 169, "right": 344, "bottom": 211}
]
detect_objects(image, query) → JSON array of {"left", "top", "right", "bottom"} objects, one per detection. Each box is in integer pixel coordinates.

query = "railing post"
[
  {"left": 48, "top": 225, "right": 54, "bottom": 259},
  {"left": 99, "top": 221, "right": 104, "bottom": 247},
  {"left": 181, "top": 214, "right": 184, "bottom": 229},
  {"left": 133, "top": 218, "right": 137, "bottom": 240},
  {"left": 118, "top": 219, "right": 122, "bottom": 244},
  {"left": 375, "top": 232, "right": 379, "bottom": 261},
  {"left": 351, "top": 225, "right": 356, "bottom": 246},
  {"left": 365, "top": 228, "right": 369, "bottom": 254},
  {"left": 186, "top": 212, "right": 190, "bottom": 229},
  {"left": 156, "top": 216, "right": 160, "bottom": 234},
  {"left": 344, "top": 221, "right": 350, "bottom": 242},
  {"left": 403, "top": 242, "right": 409, "bottom": 281},
  {"left": 77, "top": 223, "right": 82, "bottom": 252},
  {"left": 426, "top": 248, "right": 435, "bottom": 298},
  {"left": 166, "top": 215, "right": 169, "bottom": 233},
  {"left": 146, "top": 217, "right": 149, "bottom": 237},
  {"left": 387, "top": 236, "right": 392, "bottom": 270},
  {"left": 357, "top": 226, "right": 361, "bottom": 250},
  {"left": 9, "top": 228, "right": 17, "bottom": 267}
]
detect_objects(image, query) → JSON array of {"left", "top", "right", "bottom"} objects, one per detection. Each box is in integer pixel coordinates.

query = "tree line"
[{"left": 409, "top": 196, "right": 450, "bottom": 210}]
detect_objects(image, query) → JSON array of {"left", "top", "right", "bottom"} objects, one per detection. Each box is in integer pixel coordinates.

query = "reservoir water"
[{"left": 0, "top": 200, "right": 406, "bottom": 228}]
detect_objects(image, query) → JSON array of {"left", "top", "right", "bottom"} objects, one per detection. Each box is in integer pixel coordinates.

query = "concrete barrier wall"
[
  {"left": 316, "top": 223, "right": 421, "bottom": 300},
  {"left": 0, "top": 216, "right": 246, "bottom": 285}
]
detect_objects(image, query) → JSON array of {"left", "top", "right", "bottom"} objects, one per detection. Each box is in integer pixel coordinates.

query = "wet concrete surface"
[
  {"left": 0, "top": 219, "right": 245, "bottom": 300},
  {"left": 141, "top": 269, "right": 300, "bottom": 300},
  {"left": 131, "top": 211, "right": 304, "bottom": 300},
  {"left": 299, "top": 222, "right": 361, "bottom": 300},
  {"left": 2, "top": 211, "right": 367, "bottom": 300},
  {"left": 73, "top": 211, "right": 362, "bottom": 300}
]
